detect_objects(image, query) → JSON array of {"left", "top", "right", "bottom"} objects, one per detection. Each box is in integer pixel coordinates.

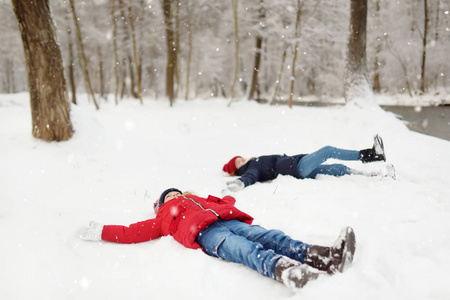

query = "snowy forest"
[{"left": 1, "top": 0, "right": 449, "bottom": 105}]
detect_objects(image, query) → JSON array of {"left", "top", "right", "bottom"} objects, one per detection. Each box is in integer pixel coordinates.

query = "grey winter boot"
[
  {"left": 360, "top": 134, "right": 386, "bottom": 163},
  {"left": 275, "top": 257, "right": 319, "bottom": 291},
  {"left": 305, "top": 227, "right": 356, "bottom": 274}
]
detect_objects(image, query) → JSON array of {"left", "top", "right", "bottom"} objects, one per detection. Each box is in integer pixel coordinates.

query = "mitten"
[
  {"left": 226, "top": 179, "right": 244, "bottom": 192},
  {"left": 221, "top": 188, "right": 235, "bottom": 198},
  {"left": 80, "top": 221, "right": 104, "bottom": 241}
]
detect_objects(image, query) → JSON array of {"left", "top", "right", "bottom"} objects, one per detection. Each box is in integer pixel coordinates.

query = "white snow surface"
[{"left": 1, "top": 93, "right": 450, "bottom": 300}]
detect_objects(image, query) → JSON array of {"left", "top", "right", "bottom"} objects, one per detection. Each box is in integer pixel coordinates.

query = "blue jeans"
[
  {"left": 297, "top": 146, "right": 360, "bottom": 178},
  {"left": 196, "top": 220, "right": 310, "bottom": 280}
]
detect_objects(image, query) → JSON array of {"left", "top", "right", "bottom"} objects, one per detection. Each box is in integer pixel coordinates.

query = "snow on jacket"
[
  {"left": 235, "top": 154, "right": 306, "bottom": 187},
  {"left": 101, "top": 195, "right": 254, "bottom": 249}
]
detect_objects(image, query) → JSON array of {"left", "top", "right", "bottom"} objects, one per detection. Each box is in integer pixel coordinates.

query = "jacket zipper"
[{"left": 182, "top": 196, "right": 220, "bottom": 218}]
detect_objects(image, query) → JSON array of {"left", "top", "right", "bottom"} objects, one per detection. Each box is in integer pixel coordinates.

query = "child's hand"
[
  {"left": 221, "top": 188, "right": 235, "bottom": 198},
  {"left": 80, "top": 221, "right": 103, "bottom": 241},
  {"left": 226, "top": 179, "right": 244, "bottom": 192}
]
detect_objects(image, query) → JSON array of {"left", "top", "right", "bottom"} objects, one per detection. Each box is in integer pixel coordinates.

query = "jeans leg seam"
[{"left": 212, "top": 236, "right": 226, "bottom": 258}]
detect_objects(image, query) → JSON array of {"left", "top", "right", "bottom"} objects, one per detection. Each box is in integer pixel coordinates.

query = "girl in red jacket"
[{"left": 80, "top": 188, "right": 356, "bottom": 291}]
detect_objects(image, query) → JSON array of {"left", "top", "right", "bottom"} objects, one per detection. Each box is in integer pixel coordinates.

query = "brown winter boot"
[
  {"left": 274, "top": 257, "right": 319, "bottom": 291},
  {"left": 305, "top": 227, "right": 356, "bottom": 274}
]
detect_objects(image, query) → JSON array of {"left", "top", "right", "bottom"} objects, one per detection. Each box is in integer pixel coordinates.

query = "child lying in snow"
[
  {"left": 222, "top": 135, "right": 395, "bottom": 192},
  {"left": 80, "top": 188, "right": 356, "bottom": 291}
]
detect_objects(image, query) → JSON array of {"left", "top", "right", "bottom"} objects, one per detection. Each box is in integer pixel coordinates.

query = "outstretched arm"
[
  {"left": 81, "top": 219, "right": 162, "bottom": 244},
  {"left": 238, "top": 168, "right": 260, "bottom": 187},
  {"left": 225, "top": 168, "right": 259, "bottom": 192}
]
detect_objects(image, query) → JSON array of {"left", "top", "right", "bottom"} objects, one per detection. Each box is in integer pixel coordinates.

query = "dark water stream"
[
  {"left": 382, "top": 106, "right": 450, "bottom": 141},
  {"left": 264, "top": 99, "right": 450, "bottom": 141}
]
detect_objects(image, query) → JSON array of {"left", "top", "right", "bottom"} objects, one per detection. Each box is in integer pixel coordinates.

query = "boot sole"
[
  {"left": 283, "top": 265, "right": 320, "bottom": 291},
  {"left": 338, "top": 227, "right": 356, "bottom": 273},
  {"left": 374, "top": 134, "right": 386, "bottom": 161}
]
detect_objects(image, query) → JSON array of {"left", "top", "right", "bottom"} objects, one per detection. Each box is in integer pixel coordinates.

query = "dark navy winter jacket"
[{"left": 235, "top": 154, "right": 306, "bottom": 187}]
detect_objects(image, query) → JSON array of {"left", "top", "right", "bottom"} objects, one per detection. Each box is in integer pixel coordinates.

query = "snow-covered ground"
[{"left": 1, "top": 93, "right": 449, "bottom": 300}]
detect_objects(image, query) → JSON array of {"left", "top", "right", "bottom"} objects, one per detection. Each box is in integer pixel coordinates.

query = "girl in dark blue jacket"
[{"left": 223, "top": 135, "right": 394, "bottom": 191}]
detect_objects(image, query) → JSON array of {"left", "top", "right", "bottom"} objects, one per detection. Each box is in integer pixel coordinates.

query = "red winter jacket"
[{"left": 101, "top": 195, "right": 254, "bottom": 249}]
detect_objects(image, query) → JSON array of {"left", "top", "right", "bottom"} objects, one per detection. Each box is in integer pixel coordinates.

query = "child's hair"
[{"left": 230, "top": 157, "right": 256, "bottom": 176}]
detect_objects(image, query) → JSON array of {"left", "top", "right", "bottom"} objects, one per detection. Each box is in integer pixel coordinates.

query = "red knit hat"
[{"left": 223, "top": 156, "right": 241, "bottom": 174}]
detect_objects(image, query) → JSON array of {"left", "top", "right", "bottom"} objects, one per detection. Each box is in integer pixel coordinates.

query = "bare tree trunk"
[
  {"left": 98, "top": 46, "right": 106, "bottom": 99},
  {"left": 120, "top": 62, "right": 128, "bottom": 99},
  {"left": 420, "top": 0, "right": 429, "bottom": 93},
  {"left": 372, "top": 0, "right": 381, "bottom": 93},
  {"left": 147, "top": 44, "right": 160, "bottom": 100},
  {"left": 124, "top": 0, "right": 143, "bottom": 103},
  {"left": 3, "top": 59, "right": 9, "bottom": 93},
  {"left": 118, "top": 4, "right": 131, "bottom": 99},
  {"left": 4, "top": 59, "right": 9, "bottom": 93},
  {"left": 228, "top": 0, "right": 239, "bottom": 107},
  {"left": 270, "top": 43, "right": 288, "bottom": 105},
  {"left": 185, "top": 0, "right": 193, "bottom": 101},
  {"left": 67, "top": 24, "right": 77, "bottom": 104},
  {"left": 110, "top": 0, "right": 120, "bottom": 105},
  {"left": 174, "top": 0, "right": 181, "bottom": 98},
  {"left": 138, "top": 45, "right": 143, "bottom": 96},
  {"left": 249, "top": 36, "right": 263, "bottom": 100},
  {"left": 434, "top": 1, "right": 440, "bottom": 42},
  {"left": 432, "top": 1, "right": 442, "bottom": 89},
  {"left": 344, "top": 0, "right": 373, "bottom": 104},
  {"left": 248, "top": 0, "right": 265, "bottom": 100},
  {"left": 12, "top": 0, "right": 74, "bottom": 141},
  {"left": 288, "top": 0, "right": 302, "bottom": 108},
  {"left": 69, "top": 0, "right": 99, "bottom": 109},
  {"left": 4, "top": 59, "right": 12, "bottom": 93},
  {"left": 270, "top": 15, "right": 289, "bottom": 105},
  {"left": 11, "top": 60, "right": 16, "bottom": 93},
  {"left": 163, "top": 0, "right": 176, "bottom": 106},
  {"left": 128, "top": 54, "right": 138, "bottom": 98}
]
